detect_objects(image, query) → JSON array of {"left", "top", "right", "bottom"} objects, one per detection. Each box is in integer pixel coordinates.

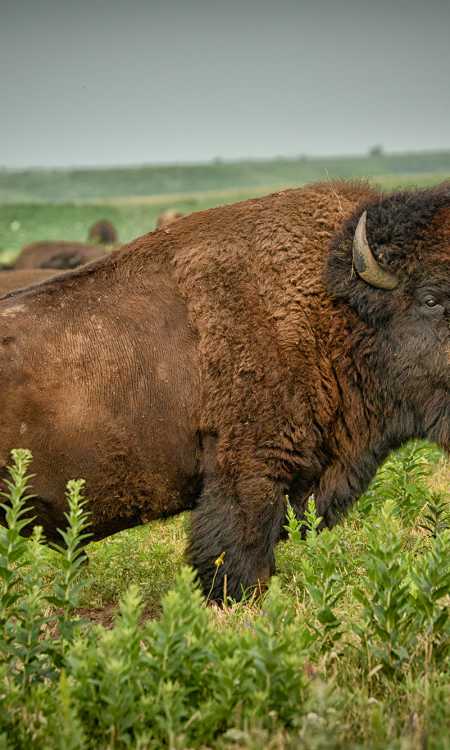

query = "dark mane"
[{"left": 326, "top": 182, "right": 450, "bottom": 323}]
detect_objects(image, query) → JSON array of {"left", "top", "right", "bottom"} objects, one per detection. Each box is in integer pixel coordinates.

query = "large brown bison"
[
  {"left": 88, "top": 220, "right": 118, "bottom": 245},
  {"left": 13, "top": 241, "right": 108, "bottom": 270},
  {"left": 0, "top": 181, "right": 449, "bottom": 602}
]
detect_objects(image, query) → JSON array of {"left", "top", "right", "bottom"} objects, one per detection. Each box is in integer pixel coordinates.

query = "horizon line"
[{"left": 2, "top": 147, "right": 450, "bottom": 174}]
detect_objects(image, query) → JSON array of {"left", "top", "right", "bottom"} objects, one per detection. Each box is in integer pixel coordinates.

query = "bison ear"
[{"left": 353, "top": 211, "right": 399, "bottom": 290}]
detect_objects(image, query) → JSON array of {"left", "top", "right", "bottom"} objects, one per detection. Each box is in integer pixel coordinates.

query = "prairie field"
[
  {"left": 1, "top": 151, "right": 450, "bottom": 257},
  {"left": 0, "top": 154, "right": 450, "bottom": 749}
]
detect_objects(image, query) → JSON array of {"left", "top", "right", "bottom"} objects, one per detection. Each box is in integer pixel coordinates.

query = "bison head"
[
  {"left": 88, "top": 220, "right": 118, "bottom": 245},
  {"left": 327, "top": 184, "right": 450, "bottom": 450}
]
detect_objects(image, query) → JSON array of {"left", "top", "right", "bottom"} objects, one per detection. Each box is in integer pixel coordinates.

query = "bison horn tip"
[{"left": 353, "top": 210, "right": 399, "bottom": 290}]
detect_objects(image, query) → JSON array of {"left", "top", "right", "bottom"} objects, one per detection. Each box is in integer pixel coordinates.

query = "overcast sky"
[{"left": 1, "top": 0, "right": 449, "bottom": 168}]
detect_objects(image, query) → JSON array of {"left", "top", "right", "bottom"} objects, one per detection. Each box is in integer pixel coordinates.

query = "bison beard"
[{"left": 0, "top": 180, "right": 449, "bottom": 603}]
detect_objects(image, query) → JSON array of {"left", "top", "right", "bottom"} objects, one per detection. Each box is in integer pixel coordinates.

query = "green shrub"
[
  {"left": 0, "top": 447, "right": 449, "bottom": 749},
  {"left": 353, "top": 499, "right": 450, "bottom": 679},
  {"left": 357, "top": 441, "right": 442, "bottom": 523},
  {"left": 284, "top": 499, "right": 345, "bottom": 654},
  {"left": 353, "top": 501, "right": 415, "bottom": 677},
  {"left": 418, "top": 492, "right": 450, "bottom": 538}
]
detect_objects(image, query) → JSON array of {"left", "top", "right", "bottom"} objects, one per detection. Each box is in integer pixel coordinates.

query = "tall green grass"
[{"left": 1, "top": 443, "right": 449, "bottom": 749}]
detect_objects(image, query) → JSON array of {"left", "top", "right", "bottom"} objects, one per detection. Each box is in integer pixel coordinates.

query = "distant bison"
[
  {"left": 13, "top": 241, "right": 108, "bottom": 270},
  {"left": 156, "top": 209, "right": 184, "bottom": 228},
  {"left": 88, "top": 220, "right": 118, "bottom": 245},
  {"left": 0, "top": 181, "right": 448, "bottom": 602},
  {"left": 0, "top": 269, "right": 59, "bottom": 296}
]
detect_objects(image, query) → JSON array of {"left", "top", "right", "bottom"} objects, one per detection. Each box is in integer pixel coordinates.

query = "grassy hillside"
[
  {"left": 1, "top": 150, "right": 449, "bottom": 204},
  {"left": 1, "top": 150, "right": 449, "bottom": 258}
]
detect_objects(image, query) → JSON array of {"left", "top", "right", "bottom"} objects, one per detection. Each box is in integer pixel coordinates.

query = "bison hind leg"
[{"left": 186, "top": 476, "right": 286, "bottom": 604}]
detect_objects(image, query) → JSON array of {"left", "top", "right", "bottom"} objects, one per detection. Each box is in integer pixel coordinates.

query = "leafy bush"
[
  {"left": 0, "top": 446, "right": 449, "bottom": 749},
  {"left": 419, "top": 492, "right": 450, "bottom": 538},
  {"left": 0, "top": 451, "right": 87, "bottom": 687},
  {"left": 284, "top": 499, "right": 345, "bottom": 654},
  {"left": 357, "top": 440, "right": 442, "bottom": 522}
]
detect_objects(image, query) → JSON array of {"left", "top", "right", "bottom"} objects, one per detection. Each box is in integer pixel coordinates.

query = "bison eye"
[{"left": 421, "top": 295, "right": 445, "bottom": 316}]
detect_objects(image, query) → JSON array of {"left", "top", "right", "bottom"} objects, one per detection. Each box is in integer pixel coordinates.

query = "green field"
[
  {"left": 2, "top": 151, "right": 450, "bottom": 204},
  {"left": 1, "top": 150, "right": 450, "bottom": 259},
  {"left": 1, "top": 154, "right": 450, "bottom": 749}
]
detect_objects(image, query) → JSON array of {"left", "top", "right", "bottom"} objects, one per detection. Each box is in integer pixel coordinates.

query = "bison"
[
  {"left": 88, "top": 220, "right": 118, "bottom": 245},
  {"left": 13, "top": 241, "right": 108, "bottom": 271},
  {"left": 156, "top": 209, "right": 184, "bottom": 228},
  {"left": 0, "top": 269, "right": 60, "bottom": 296},
  {"left": 0, "top": 180, "right": 448, "bottom": 602}
]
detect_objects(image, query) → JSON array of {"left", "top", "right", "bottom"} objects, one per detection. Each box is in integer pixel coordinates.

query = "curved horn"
[{"left": 352, "top": 211, "right": 398, "bottom": 290}]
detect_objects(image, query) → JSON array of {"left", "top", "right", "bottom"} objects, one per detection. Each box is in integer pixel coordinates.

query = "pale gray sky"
[{"left": 1, "top": 0, "right": 449, "bottom": 167}]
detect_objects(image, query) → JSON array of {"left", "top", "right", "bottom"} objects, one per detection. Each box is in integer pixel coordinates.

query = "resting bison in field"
[
  {"left": 156, "top": 209, "right": 184, "bottom": 228},
  {"left": 88, "top": 220, "right": 118, "bottom": 245},
  {"left": 13, "top": 241, "right": 108, "bottom": 270},
  {"left": 0, "top": 181, "right": 448, "bottom": 602},
  {"left": 0, "top": 269, "right": 59, "bottom": 296}
]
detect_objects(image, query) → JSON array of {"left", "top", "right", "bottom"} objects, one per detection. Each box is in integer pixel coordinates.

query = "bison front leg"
[
  {"left": 314, "top": 454, "right": 381, "bottom": 528},
  {"left": 187, "top": 474, "right": 286, "bottom": 603}
]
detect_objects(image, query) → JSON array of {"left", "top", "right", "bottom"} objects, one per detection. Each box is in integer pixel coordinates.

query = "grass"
[
  {"left": 1, "top": 150, "right": 449, "bottom": 257},
  {"left": 1, "top": 444, "right": 449, "bottom": 749},
  {"left": 80, "top": 516, "right": 187, "bottom": 616},
  {"left": 1, "top": 151, "right": 450, "bottom": 204},
  {"left": 1, "top": 170, "right": 449, "bottom": 258},
  {"left": 0, "top": 192, "right": 261, "bottom": 256}
]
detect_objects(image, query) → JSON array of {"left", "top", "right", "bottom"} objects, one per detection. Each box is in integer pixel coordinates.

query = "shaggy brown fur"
[
  {"left": 0, "top": 269, "right": 60, "bottom": 296},
  {"left": 14, "top": 241, "right": 108, "bottom": 270},
  {"left": 156, "top": 209, "right": 184, "bottom": 228},
  {"left": 88, "top": 220, "right": 118, "bottom": 245},
  {"left": 0, "top": 181, "right": 448, "bottom": 602}
]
